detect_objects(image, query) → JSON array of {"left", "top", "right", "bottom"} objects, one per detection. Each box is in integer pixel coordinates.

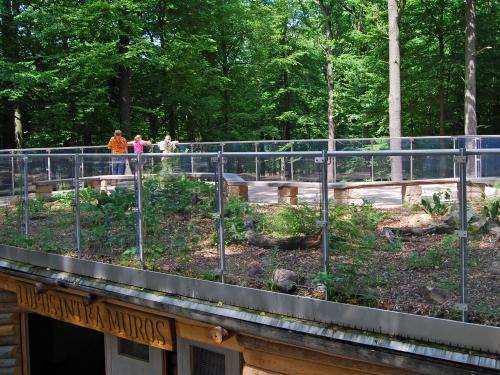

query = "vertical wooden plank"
[
  {"left": 0, "top": 290, "right": 23, "bottom": 375},
  {"left": 19, "top": 313, "right": 29, "bottom": 375}
]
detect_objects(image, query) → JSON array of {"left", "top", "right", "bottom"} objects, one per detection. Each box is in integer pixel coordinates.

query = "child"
[
  {"left": 129, "top": 135, "right": 152, "bottom": 154},
  {"left": 128, "top": 135, "right": 152, "bottom": 174}
]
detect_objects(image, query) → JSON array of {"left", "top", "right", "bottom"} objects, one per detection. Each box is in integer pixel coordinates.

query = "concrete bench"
[
  {"left": 223, "top": 174, "right": 299, "bottom": 204},
  {"left": 330, "top": 178, "right": 466, "bottom": 205}
]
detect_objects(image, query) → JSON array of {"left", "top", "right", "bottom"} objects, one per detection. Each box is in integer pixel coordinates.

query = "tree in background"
[
  {"left": 0, "top": 0, "right": 498, "bottom": 149},
  {"left": 388, "top": 0, "right": 405, "bottom": 181},
  {"left": 464, "top": 0, "right": 476, "bottom": 137}
]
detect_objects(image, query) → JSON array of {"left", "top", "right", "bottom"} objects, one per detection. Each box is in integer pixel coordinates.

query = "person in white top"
[
  {"left": 158, "top": 135, "right": 179, "bottom": 154},
  {"left": 158, "top": 135, "right": 179, "bottom": 174}
]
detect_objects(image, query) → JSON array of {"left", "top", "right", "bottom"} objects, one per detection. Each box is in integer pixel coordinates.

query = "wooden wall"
[{"left": 0, "top": 290, "right": 24, "bottom": 375}]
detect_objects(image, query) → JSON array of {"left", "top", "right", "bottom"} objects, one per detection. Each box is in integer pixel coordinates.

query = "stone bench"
[
  {"left": 223, "top": 174, "right": 299, "bottom": 205},
  {"left": 329, "top": 178, "right": 473, "bottom": 205}
]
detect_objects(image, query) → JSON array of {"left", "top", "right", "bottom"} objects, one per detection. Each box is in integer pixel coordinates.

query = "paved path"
[
  {"left": 1, "top": 183, "right": 498, "bottom": 208},
  {"left": 249, "top": 184, "right": 499, "bottom": 207}
]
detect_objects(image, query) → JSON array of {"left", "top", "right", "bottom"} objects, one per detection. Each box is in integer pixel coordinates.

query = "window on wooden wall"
[{"left": 177, "top": 338, "right": 241, "bottom": 375}]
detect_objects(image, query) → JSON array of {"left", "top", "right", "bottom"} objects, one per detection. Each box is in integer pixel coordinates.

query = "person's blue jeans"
[{"left": 112, "top": 159, "right": 126, "bottom": 175}]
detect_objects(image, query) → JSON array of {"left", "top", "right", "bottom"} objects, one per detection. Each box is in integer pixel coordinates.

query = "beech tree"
[
  {"left": 316, "top": 0, "right": 336, "bottom": 181},
  {"left": 388, "top": 0, "right": 405, "bottom": 181},
  {"left": 0, "top": 0, "right": 498, "bottom": 149},
  {"left": 464, "top": 0, "right": 477, "bottom": 136}
]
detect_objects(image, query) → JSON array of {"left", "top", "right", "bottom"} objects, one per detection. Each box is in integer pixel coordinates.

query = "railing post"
[
  {"left": 320, "top": 150, "right": 330, "bottom": 274},
  {"left": 190, "top": 143, "right": 195, "bottom": 175},
  {"left": 370, "top": 156, "right": 374, "bottom": 182},
  {"left": 456, "top": 148, "right": 468, "bottom": 322},
  {"left": 80, "top": 148, "right": 85, "bottom": 177},
  {"left": 452, "top": 137, "right": 457, "bottom": 178},
  {"left": 255, "top": 143, "right": 259, "bottom": 181},
  {"left": 10, "top": 151, "right": 15, "bottom": 196},
  {"left": 409, "top": 137, "right": 414, "bottom": 181},
  {"left": 475, "top": 137, "right": 480, "bottom": 178},
  {"left": 217, "top": 151, "right": 226, "bottom": 283},
  {"left": 316, "top": 150, "right": 330, "bottom": 300},
  {"left": 135, "top": 153, "right": 145, "bottom": 268},
  {"left": 22, "top": 157, "right": 29, "bottom": 240},
  {"left": 74, "top": 154, "right": 81, "bottom": 254},
  {"left": 47, "top": 149, "right": 52, "bottom": 181},
  {"left": 221, "top": 144, "right": 225, "bottom": 174},
  {"left": 290, "top": 142, "right": 294, "bottom": 181}
]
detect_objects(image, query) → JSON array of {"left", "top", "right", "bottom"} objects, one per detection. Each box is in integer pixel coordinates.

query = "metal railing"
[
  {"left": 1, "top": 136, "right": 499, "bottom": 189},
  {"left": 0, "top": 148, "right": 499, "bottom": 329}
]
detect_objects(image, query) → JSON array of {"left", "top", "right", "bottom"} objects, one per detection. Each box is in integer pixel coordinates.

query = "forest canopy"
[{"left": 0, "top": 0, "right": 498, "bottom": 148}]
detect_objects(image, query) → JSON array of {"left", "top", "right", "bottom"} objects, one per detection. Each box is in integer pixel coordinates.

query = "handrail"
[{"left": 1, "top": 134, "right": 499, "bottom": 153}]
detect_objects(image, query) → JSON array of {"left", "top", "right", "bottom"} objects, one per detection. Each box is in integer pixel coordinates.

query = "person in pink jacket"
[{"left": 128, "top": 135, "right": 152, "bottom": 173}]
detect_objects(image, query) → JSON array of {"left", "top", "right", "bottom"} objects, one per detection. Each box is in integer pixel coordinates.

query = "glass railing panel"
[
  {"left": 223, "top": 143, "right": 256, "bottom": 180},
  {"left": 466, "top": 169, "right": 499, "bottom": 325},
  {"left": 223, "top": 155, "right": 323, "bottom": 295},
  {"left": 141, "top": 154, "right": 218, "bottom": 279},
  {"left": 28, "top": 155, "right": 77, "bottom": 253},
  {"left": 78, "top": 154, "right": 137, "bottom": 258}
]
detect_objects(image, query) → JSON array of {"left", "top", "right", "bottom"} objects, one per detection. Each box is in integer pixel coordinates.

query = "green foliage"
[
  {"left": 262, "top": 204, "right": 318, "bottom": 238},
  {"left": 55, "top": 187, "right": 100, "bottom": 208},
  {"left": 3, "top": 0, "right": 498, "bottom": 149},
  {"left": 404, "top": 234, "right": 477, "bottom": 271},
  {"left": 223, "top": 198, "right": 255, "bottom": 243},
  {"left": 200, "top": 270, "right": 218, "bottom": 282},
  {"left": 421, "top": 190, "right": 451, "bottom": 216},
  {"left": 143, "top": 176, "right": 214, "bottom": 219},
  {"left": 482, "top": 197, "right": 500, "bottom": 222},
  {"left": 325, "top": 203, "right": 385, "bottom": 302}
]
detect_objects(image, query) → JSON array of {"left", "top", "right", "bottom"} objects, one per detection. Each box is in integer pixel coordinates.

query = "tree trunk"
[
  {"left": 117, "top": 19, "right": 130, "bottom": 134},
  {"left": 388, "top": 0, "right": 403, "bottom": 181},
  {"left": 149, "top": 114, "right": 159, "bottom": 140},
  {"left": 14, "top": 106, "right": 22, "bottom": 147},
  {"left": 317, "top": 0, "right": 336, "bottom": 182},
  {"left": 464, "top": 0, "right": 477, "bottom": 136},
  {"left": 221, "top": 36, "right": 230, "bottom": 133},
  {"left": 438, "top": 26, "right": 446, "bottom": 135},
  {"left": 0, "top": 0, "right": 19, "bottom": 149}
]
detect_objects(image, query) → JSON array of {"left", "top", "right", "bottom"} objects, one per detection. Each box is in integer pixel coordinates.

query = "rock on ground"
[{"left": 272, "top": 268, "right": 298, "bottom": 293}]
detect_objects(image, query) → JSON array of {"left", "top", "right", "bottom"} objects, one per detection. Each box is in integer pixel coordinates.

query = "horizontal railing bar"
[
  {"left": 326, "top": 149, "right": 461, "bottom": 157},
  {"left": 2, "top": 148, "right": 500, "bottom": 159},
  {"left": 466, "top": 148, "right": 500, "bottom": 155},
  {"left": 1, "top": 134, "right": 499, "bottom": 154}
]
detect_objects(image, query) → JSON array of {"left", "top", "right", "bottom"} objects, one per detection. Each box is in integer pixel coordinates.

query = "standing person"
[
  {"left": 158, "top": 135, "right": 179, "bottom": 175},
  {"left": 158, "top": 135, "right": 179, "bottom": 154},
  {"left": 128, "top": 135, "right": 152, "bottom": 173},
  {"left": 107, "top": 130, "right": 128, "bottom": 175},
  {"left": 129, "top": 134, "right": 152, "bottom": 154}
]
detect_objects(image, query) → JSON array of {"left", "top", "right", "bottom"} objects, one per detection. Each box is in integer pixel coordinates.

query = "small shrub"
[
  {"left": 482, "top": 197, "right": 500, "bottom": 222},
  {"left": 406, "top": 247, "right": 441, "bottom": 270},
  {"left": 200, "top": 270, "right": 218, "bottom": 281},
  {"left": 224, "top": 198, "right": 256, "bottom": 243},
  {"left": 421, "top": 190, "right": 451, "bottom": 216},
  {"left": 404, "top": 234, "right": 474, "bottom": 271},
  {"left": 262, "top": 204, "right": 318, "bottom": 238},
  {"left": 312, "top": 271, "right": 334, "bottom": 295},
  {"left": 15, "top": 198, "right": 48, "bottom": 219}
]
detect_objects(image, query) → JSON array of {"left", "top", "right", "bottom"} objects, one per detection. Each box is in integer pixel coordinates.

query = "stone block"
[
  {"left": 227, "top": 185, "right": 249, "bottom": 201},
  {"left": 278, "top": 186, "right": 298, "bottom": 205},
  {"left": 402, "top": 185, "right": 422, "bottom": 205}
]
